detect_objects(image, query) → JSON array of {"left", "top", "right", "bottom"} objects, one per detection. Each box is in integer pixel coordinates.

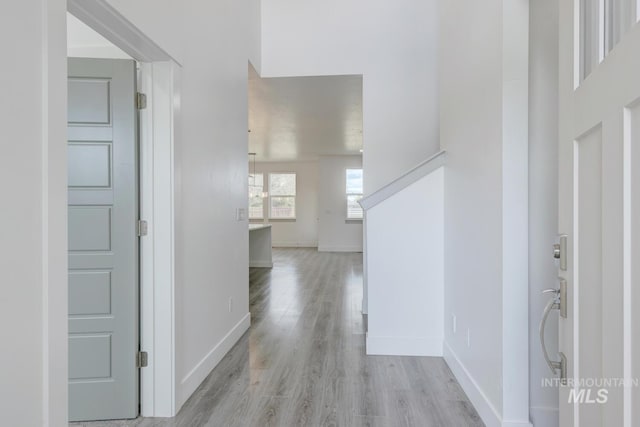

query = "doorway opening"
[{"left": 66, "top": 0, "right": 179, "bottom": 419}]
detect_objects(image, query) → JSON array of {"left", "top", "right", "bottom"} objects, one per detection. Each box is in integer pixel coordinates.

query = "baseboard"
[
  {"left": 443, "top": 341, "right": 535, "bottom": 427},
  {"left": 177, "top": 313, "right": 251, "bottom": 409},
  {"left": 529, "top": 406, "right": 558, "bottom": 427},
  {"left": 443, "top": 341, "right": 503, "bottom": 427},
  {"left": 272, "top": 241, "right": 317, "bottom": 248},
  {"left": 249, "top": 260, "right": 273, "bottom": 268},
  {"left": 366, "top": 334, "right": 442, "bottom": 356},
  {"left": 318, "top": 245, "right": 363, "bottom": 253},
  {"left": 443, "top": 342, "right": 534, "bottom": 427}
]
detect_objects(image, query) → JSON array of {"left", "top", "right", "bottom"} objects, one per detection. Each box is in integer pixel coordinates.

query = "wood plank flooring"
[{"left": 72, "top": 248, "right": 483, "bottom": 427}]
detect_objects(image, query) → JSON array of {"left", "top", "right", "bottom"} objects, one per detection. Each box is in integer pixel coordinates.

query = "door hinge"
[
  {"left": 137, "top": 351, "right": 148, "bottom": 368},
  {"left": 136, "top": 92, "right": 147, "bottom": 110},
  {"left": 137, "top": 220, "right": 148, "bottom": 237}
]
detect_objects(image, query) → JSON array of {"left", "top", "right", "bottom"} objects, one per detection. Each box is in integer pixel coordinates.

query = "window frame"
[
  {"left": 248, "top": 172, "right": 265, "bottom": 220},
  {"left": 346, "top": 168, "right": 364, "bottom": 220},
  {"left": 268, "top": 172, "right": 297, "bottom": 220}
]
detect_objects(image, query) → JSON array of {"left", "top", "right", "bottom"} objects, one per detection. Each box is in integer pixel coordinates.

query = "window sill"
[
  {"left": 345, "top": 218, "right": 363, "bottom": 224},
  {"left": 268, "top": 218, "right": 297, "bottom": 222}
]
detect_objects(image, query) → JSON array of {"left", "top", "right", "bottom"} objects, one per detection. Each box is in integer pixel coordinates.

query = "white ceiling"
[{"left": 249, "top": 66, "right": 363, "bottom": 162}]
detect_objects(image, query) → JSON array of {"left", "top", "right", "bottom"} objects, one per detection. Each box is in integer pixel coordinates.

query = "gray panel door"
[{"left": 68, "top": 58, "right": 138, "bottom": 422}]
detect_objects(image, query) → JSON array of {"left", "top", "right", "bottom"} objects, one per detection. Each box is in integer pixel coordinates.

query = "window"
[
  {"left": 346, "top": 168, "right": 363, "bottom": 219},
  {"left": 269, "top": 173, "right": 296, "bottom": 219},
  {"left": 579, "top": 0, "right": 638, "bottom": 82},
  {"left": 248, "top": 173, "right": 264, "bottom": 219}
]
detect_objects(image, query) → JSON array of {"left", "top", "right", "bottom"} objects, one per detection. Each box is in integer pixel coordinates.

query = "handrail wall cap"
[{"left": 359, "top": 150, "right": 446, "bottom": 211}]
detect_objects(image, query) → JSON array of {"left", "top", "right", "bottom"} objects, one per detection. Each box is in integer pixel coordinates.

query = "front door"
[
  {"left": 67, "top": 58, "right": 139, "bottom": 421},
  {"left": 558, "top": 1, "right": 640, "bottom": 425}
]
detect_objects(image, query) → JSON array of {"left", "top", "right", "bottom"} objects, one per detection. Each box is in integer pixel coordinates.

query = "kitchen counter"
[{"left": 249, "top": 224, "right": 273, "bottom": 268}]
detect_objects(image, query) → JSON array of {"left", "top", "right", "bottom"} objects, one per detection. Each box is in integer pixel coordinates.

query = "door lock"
[{"left": 554, "top": 234, "right": 568, "bottom": 271}]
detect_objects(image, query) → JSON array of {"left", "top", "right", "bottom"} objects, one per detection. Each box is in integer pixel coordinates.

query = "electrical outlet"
[
  {"left": 236, "top": 208, "right": 247, "bottom": 221},
  {"left": 452, "top": 314, "right": 457, "bottom": 334},
  {"left": 228, "top": 297, "right": 233, "bottom": 313},
  {"left": 467, "top": 329, "right": 471, "bottom": 348}
]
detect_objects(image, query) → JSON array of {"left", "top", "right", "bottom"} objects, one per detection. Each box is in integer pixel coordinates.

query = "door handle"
[{"left": 539, "top": 287, "right": 567, "bottom": 384}]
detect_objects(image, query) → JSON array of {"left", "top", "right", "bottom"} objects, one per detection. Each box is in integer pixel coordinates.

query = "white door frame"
[{"left": 68, "top": 0, "right": 180, "bottom": 417}]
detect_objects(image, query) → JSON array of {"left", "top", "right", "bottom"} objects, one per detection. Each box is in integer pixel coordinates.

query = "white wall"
[
  {"left": 440, "top": 0, "right": 503, "bottom": 414},
  {"left": 248, "top": 0, "right": 261, "bottom": 73},
  {"left": 252, "top": 161, "right": 319, "bottom": 247},
  {"left": 259, "top": 0, "right": 440, "bottom": 193},
  {"left": 366, "top": 168, "right": 444, "bottom": 356},
  {"left": 529, "top": 0, "right": 560, "bottom": 425},
  {"left": 127, "top": 0, "right": 252, "bottom": 408},
  {"left": 440, "top": 0, "right": 531, "bottom": 426},
  {"left": 1, "top": 1, "right": 68, "bottom": 426},
  {"left": 318, "top": 156, "right": 363, "bottom": 252}
]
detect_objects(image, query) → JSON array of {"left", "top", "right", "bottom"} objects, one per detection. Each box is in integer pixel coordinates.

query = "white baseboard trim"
[
  {"left": 443, "top": 341, "right": 502, "bottom": 427},
  {"left": 177, "top": 313, "right": 251, "bottom": 409},
  {"left": 272, "top": 241, "right": 317, "bottom": 248},
  {"left": 318, "top": 245, "right": 363, "bottom": 253},
  {"left": 529, "top": 406, "right": 558, "bottom": 427},
  {"left": 249, "top": 260, "right": 273, "bottom": 268},
  {"left": 443, "top": 342, "right": 533, "bottom": 427},
  {"left": 443, "top": 342, "right": 534, "bottom": 427},
  {"left": 366, "top": 334, "right": 442, "bottom": 356}
]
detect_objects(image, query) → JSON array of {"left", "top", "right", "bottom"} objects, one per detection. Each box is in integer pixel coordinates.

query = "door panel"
[
  {"left": 559, "top": 1, "right": 640, "bottom": 424},
  {"left": 68, "top": 58, "right": 138, "bottom": 422},
  {"left": 68, "top": 142, "right": 112, "bottom": 187},
  {"left": 68, "top": 270, "right": 112, "bottom": 315},
  {"left": 68, "top": 78, "right": 112, "bottom": 124}
]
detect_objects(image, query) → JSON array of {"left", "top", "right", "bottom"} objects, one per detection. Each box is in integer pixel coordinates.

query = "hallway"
[{"left": 74, "top": 249, "right": 482, "bottom": 427}]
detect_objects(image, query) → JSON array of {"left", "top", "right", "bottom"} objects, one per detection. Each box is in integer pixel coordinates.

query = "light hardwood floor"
[{"left": 72, "top": 248, "right": 483, "bottom": 427}]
